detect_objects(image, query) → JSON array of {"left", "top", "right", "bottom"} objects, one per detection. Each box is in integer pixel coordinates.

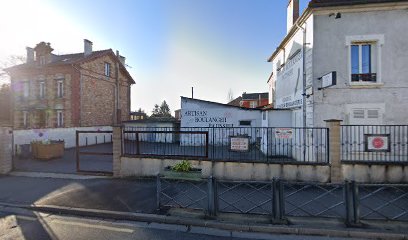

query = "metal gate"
[{"left": 75, "top": 130, "right": 113, "bottom": 175}]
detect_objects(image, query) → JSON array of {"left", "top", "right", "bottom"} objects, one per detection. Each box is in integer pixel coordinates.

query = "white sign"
[
  {"left": 275, "top": 49, "right": 303, "bottom": 109},
  {"left": 182, "top": 109, "right": 234, "bottom": 128},
  {"left": 321, "top": 71, "right": 336, "bottom": 89},
  {"left": 275, "top": 128, "right": 293, "bottom": 139},
  {"left": 365, "top": 134, "right": 390, "bottom": 152},
  {"left": 230, "top": 137, "right": 249, "bottom": 152}
]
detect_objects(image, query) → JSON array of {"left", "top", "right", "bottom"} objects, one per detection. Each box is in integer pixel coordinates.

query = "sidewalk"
[{"left": 0, "top": 173, "right": 407, "bottom": 239}]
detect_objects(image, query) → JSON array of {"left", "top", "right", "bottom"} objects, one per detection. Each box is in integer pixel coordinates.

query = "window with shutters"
[{"left": 349, "top": 108, "right": 382, "bottom": 125}]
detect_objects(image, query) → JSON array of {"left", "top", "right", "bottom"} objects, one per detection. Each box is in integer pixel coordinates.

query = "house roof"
[
  {"left": 267, "top": 0, "right": 408, "bottom": 62},
  {"left": 242, "top": 92, "right": 268, "bottom": 100},
  {"left": 227, "top": 96, "right": 242, "bottom": 106},
  {"left": 5, "top": 49, "right": 135, "bottom": 84}
]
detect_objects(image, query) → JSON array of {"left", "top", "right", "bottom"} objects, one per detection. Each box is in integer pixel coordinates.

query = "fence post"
[
  {"left": 272, "top": 178, "right": 285, "bottom": 223},
  {"left": 344, "top": 180, "right": 353, "bottom": 225},
  {"left": 352, "top": 181, "right": 360, "bottom": 225},
  {"left": 156, "top": 174, "right": 161, "bottom": 210},
  {"left": 207, "top": 176, "right": 217, "bottom": 217},
  {"left": 324, "top": 119, "right": 343, "bottom": 183},
  {"left": 112, "top": 126, "right": 122, "bottom": 177}
]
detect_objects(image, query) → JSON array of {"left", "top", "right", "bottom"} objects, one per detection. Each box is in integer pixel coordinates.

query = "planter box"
[
  {"left": 163, "top": 167, "right": 202, "bottom": 181},
  {"left": 31, "top": 141, "right": 64, "bottom": 160}
]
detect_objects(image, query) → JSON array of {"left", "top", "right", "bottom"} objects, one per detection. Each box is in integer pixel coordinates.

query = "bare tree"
[
  {"left": 0, "top": 55, "right": 26, "bottom": 85},
  {"left": 227, "top": 88, "right": 234, "bottom": 102}
]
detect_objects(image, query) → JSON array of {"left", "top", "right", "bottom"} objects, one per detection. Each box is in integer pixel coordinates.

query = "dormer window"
[
  {"left": 104, "top": 62, "right": 111, "bottom": 77},
  {"left": 39, "top": 56, "right": 46, "bottom": 65}
]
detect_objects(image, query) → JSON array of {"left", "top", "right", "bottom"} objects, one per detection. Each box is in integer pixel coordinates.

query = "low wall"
[
  {"left": 0, "top": 126, "right": 13, "bottom": 174},
  {"left": 342, "top": 163, "right": 408, "bottom": 183},
  {"left": 13, "top": 126, "right": 112, "bottom": 149},
  {"left": 120, "top": 157, "right": 331, "bottom": 182}
]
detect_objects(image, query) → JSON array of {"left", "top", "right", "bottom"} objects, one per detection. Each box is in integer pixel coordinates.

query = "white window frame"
[
  {"left": 346, "top": 34, "right": 384, "bottom": 86},
  {"left": 250, "top": 101, "right": 257, "bottom": 108},
  {"left": 57, "top": 110, "right": 64, "bottom": 127},
  {"left": 23, "top": 111, "right": 28, "bottom": 128},
  {"left": 39, "top": 56, "right": 46, "bottom": 65},
  {"left": 39, "top": 81, "right": 45, "bottom": 99},
  {"left": 57, "top": 80, "right": 64, "bottom": 98},
  {"left": 104, "top": 62, "right": 111, "bottom": 77}
]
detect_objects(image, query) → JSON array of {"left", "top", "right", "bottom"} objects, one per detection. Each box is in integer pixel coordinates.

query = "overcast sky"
[{"left": 0, "top": 0, "right": 308, "bottom": 115}]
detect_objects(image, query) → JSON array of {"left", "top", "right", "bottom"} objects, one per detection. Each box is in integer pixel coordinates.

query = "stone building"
[
  {"left": 5, "top": 40, "right": 135, "bottom": 129},
  {"left": 268, "top": 0, "right": 408, "bottom": 127}
]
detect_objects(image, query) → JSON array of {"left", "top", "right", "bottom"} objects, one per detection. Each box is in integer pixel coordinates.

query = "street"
[{"left": 0, "top": 208, "right": 365, "bottom": 240}]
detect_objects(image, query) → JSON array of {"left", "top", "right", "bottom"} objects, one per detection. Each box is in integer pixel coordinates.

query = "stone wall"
[
  {"left": 80, "top": 54, "right": 131, "bottom": 126},
  {"left": 0, "top": 126, "right": 13, "bottom": 174},
  {"left": 120, "top": 157, "right": 331, "bottom": 182},
  {"left": 13, "top": 126, "right": 112, "bottom": 149}
]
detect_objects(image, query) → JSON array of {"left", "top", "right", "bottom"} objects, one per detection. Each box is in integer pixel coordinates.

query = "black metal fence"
[
  {"left": 157, "top": 176, "right": 408, "bottom": 223},
  {"left": 123, "top": 126, "right": 329, "bottom": 164},
  {"left": 341, "top": 125, "right": 408, "bottom": 164}
]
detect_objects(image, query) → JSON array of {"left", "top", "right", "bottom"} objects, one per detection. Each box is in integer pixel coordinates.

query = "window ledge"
[{"left": 350, "top": 82, "right": 384, "bottom": 89}]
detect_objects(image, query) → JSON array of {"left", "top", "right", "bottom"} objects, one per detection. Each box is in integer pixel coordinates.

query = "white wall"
[
  {"left": 312, "top": 7, "right": 408, "bottom": 126},
  {"left": 13, "top": 126, "right": 113, "bottom": 149}
]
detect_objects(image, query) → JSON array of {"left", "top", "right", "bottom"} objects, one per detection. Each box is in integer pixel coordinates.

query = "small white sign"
[
  {"left": 275, "top": 128, "right": 293, "bottom": 139},
  {"left": 365, "top": 134, "right": 390, "bottom": 152},
  {"left": 230, "top": 137, "right": 249, "bottom": 152},
  {"left": 321, "top": 71, "right": 336, "bottom": 89}
]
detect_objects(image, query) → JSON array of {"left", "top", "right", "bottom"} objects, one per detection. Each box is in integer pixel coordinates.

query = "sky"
[{"left": 0, "top": 0, "right": 309, "bottom": 115}]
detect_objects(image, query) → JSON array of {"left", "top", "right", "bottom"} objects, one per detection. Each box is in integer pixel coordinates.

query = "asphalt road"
[{"left": 0, "top": 208, "right": 364, "bottom": 240}]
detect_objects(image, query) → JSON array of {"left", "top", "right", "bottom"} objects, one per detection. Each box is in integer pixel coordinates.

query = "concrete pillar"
[
  {"left": 325, "top": 119, "right": 342, "bottom": 183},
  {"left": 0, "top": 126, "right": 13, "bottom": 174},
  {"left": 112, "top": 126, "right": 122, "bottom": 177}
]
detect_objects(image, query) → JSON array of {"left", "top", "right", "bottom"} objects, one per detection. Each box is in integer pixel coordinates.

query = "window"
[
  {"left": 104, "top": 62, "right": 111, "bottom": 77},
  {"left": 346, "top": 34, "right": 384, "bottom": 84},
  {"left": 39, "top": 56, "right": 46, "bottom": 65},
  {"left": 23, "top": 82, "right": 29, "bottom": 98},
  {"left": 57, "top": 111, "right": 64, "bottom": 127},
  {"left": 23, "top": 111, "right": 28, "bottom": 128},
  {"left": 57, "top": 80, "right": 64, "bottom": 98},
  {"left": 347, "top": 103, "right": 384, "bottom": 125},
  {"left": 39, "top": 81, "right": 45, "bottom": 98},
  {"left": 262, "top": 112, "right": 266, "bottom": 121},
  {"left": 239, "top": 120, "right": 251, "bottom": 126},
  {"left": 250, "top": 101, "right": 257, "bottom": 108},
  {"left": 351, "top": 43, "right": 377, "bottom": 82}
]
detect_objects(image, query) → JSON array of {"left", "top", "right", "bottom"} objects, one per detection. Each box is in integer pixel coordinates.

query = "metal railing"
[
  {"left": 123, "top": 126, "right": 329, "bottom": 164},
  {"left": 341, "top": 125, "right": 408, "bottom": 164},
  {"left": 156, "top": 176, "right": 408, "bottom": 224}
]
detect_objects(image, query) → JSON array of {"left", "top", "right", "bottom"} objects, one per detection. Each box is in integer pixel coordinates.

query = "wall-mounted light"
[
  {"left": 335, "top": 12, "right": 342, "bottom": 19},
  {"left": 329, "top": 12, "right": 342, "bottom": 19}
]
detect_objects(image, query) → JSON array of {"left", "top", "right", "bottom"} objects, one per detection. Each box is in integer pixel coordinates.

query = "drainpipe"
[
  {"left": 295, "top": 21, "right": 307, "bottom": 129},
  {"left": 72, "top": 64, "right": 82, "bottom": 126},
  {"left": 295, "top": 21, "right": 307, "bottom": 162}
]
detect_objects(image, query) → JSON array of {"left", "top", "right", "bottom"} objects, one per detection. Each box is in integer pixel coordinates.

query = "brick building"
[
  {"left": 228, "top": 92, "right": 269, "bottom": 109},
  {"left": 5, "top": 40, "right": 135, "bottom": 129}
]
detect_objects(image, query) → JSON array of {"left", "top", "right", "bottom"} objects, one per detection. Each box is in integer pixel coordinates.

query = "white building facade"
[{"left": 268, "top": 0, "right": 408, "bottom": 127}]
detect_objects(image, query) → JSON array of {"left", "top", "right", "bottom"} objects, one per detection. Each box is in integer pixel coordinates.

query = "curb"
[{"left": 0, "top": 202, "right": 407, "bottom": 240}]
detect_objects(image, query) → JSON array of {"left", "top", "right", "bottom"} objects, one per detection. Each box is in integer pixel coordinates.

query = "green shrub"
[{"left": 171, "top": 160, "right": 192, "bottom": 172}]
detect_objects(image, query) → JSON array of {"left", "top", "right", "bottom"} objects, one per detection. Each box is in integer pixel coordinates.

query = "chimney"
[
  {"left": 26, "top": 47, "right": 34, "bottom": 63},
  {"left": 119, "top": 55, "right": 126, "bottom": 65},
  {"left": 84, "top": 39, "right": 93, "bottom": 56},
  {"left": 287, "top": 0, "right": 299, "bottom": 33}
]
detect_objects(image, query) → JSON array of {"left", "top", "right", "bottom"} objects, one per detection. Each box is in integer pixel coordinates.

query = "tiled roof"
[
  {"left": 242, "top": 92, "right": 269, "bottom": 100},
  {"left": 227, "top": 96, "right": 242, "bottom": 106},
  {"left": 5, "top": 49, "right": 135, "bottom": 84}
]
